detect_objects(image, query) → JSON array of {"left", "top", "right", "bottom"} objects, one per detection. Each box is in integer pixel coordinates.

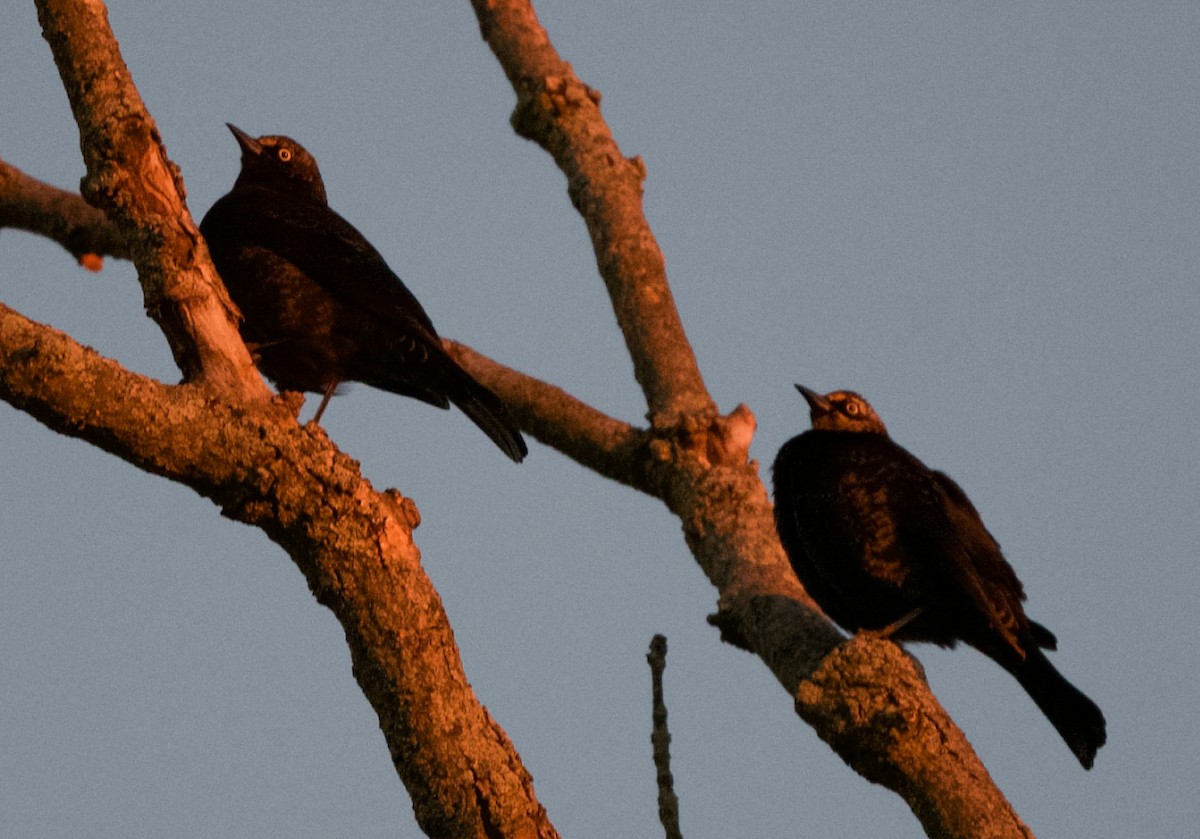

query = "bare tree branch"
[
  {"left": 448, "top": 339, "right": 649, "bottom": 489},
  {"left": 0, "top": 300, "right": 558, "bottom": 839},
  {"left": 10, "top": 2, "right": 563, "bottom": 835},
  {"left": 647, "top": 635, "right": 683, "bottom": 839},
  {"left": 0, "top": 156, "right": 128, "bottom": 263},
  {"left": 796, "top": 638, "right": 1035, "bottom": 839},
  {"left": 468, "top": 0, "right": 713, "bottom": 425},
  {"left": 466, "top": 1, "right": 1037, "bottom": 836},
  {"left": 35, "top": 0, "right": 266, "bottom": 400}
]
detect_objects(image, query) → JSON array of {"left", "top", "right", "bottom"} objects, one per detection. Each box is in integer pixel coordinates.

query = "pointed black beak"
[
  {"left": 794, "top": 384, "right": 831, "bottom": 416},
  {"left": 226, "top": 123, "right": 262, "bottom": 157}
]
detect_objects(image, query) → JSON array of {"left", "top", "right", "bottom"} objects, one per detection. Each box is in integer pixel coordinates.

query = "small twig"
[
  {"left": 446, "top": 339, "right": 657, "bottom": 490},
  {"left": 647, "top": 634, "right": 683, "bottom": 839}
]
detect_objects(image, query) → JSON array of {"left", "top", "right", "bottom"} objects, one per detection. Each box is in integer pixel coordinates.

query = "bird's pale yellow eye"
[{"left": 277, "top": 148, "right": 292, "bottom": 162}]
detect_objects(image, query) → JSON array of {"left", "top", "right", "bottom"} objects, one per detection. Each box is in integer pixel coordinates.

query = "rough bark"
[
  {"left": 469, "top": 0, "right": 712, "bottom": 426},
  {"left": 0, "top": 301, "right": 556, "bottom": 839},
  {"left": 35, "top": 0, "right": 267, "bottom": 400},
  {"left": 465, "top": 2, "right": 1035, "bottom": 836},
  {"left": 0, "top": 157, "right": 128, "bottom": 264},
  {"left": 7, "top": 1, "right": 559, "bottom": 836}
]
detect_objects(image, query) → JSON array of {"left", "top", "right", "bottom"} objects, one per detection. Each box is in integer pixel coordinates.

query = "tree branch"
[
  {"left": 0, "top": 156, "right": 129, "bottom": 264},
  {"left": 647, "top": 635, "right": 683, "bottom": 839},
  {"left": 13, "top": 3, "right": 564, "bottom": 834},
  {"left": 796, "top": 638, "right": 1035, "bottom": 839},
  {"left": 467, "top": 2, "right": 1036, "bottom": 836},
  {"left": 468, "top": 0, "right": 713, "bottom": 425},
  {"left": 35, "top": 0, "right": 266, "bottom": 400},
  {"left": 447, "top": 339, "right": 651, "bottom": 488},
  {"left": 0, "top": 300, "right": 558, "bottom": 839}
]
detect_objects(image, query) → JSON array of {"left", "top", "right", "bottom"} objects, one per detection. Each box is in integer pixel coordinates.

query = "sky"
[{"left": 2, "top": 2, "right": 1198, "bottom": 837}]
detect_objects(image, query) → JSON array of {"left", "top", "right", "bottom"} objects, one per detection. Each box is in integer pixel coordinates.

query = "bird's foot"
[
  {"left": 857, "top": 607, "right": 923, "bottom": 641},
  {"left": 309, "top": 381, "right": 339, "bottom": 425}
]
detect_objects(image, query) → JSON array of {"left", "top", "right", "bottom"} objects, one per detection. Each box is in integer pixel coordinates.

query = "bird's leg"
[
  {"left": 858, "top": 607, "right": 924, "bottom": 641},
  {"left": 310, "top": 381, "right": 339, "bottom": 425}
]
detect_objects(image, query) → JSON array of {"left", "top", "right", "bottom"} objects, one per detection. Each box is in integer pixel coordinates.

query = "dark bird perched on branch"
[
  {"left": 200, "top": 124, "right": 527, "bottom": 462},
  {"left": 772, "top": 386, "right": 1105, "bottom": 768}
]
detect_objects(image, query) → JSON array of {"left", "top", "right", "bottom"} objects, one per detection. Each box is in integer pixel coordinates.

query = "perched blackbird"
[
  {"left": 200, "top": 124, "right": 527, "bottom": 462},
  {"left": 772, "top": 386, "right": 1106, "bottom": 768}
]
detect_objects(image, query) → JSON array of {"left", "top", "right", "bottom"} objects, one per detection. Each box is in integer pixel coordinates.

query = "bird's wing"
[
  {"left": 215, "top": 189, "right": 441, "bottom": 338},
  {"left": 928, "top": 469, "right": 1027, "bottom": 595},
  {"left": 895, "top": 462, "right": 1031, "bottom": 657}
]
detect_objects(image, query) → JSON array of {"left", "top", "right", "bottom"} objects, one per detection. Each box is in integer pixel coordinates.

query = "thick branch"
[
  {"left": 469, "top": 0, "right": 713, "bottom": 424},
  {"left": 468, "top": 3, "right": 1035, "bottom": 835},
  {"left": 797, "top": 639, "right": 1035, "bottom": 839},
  {"left": 0, "top": 157, "right": 129, "bottom": 263},
  {"left": 35, "top": 0, "right": 267, "bottom": 400},
  {"left": 453, "top": 304, "right": 1030, "bottom": 839},
  {"left": 672, "top": 465, "right": 1030, "bottom": 838},
  {"left": 0, "top": 300, "right": 557, "bottom": 839}
]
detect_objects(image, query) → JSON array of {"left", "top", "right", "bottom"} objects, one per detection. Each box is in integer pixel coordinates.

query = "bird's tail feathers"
[
  {"left": 1009, "top": 647, "right": 1106, "bottom": 769},
  {"left": 442, "top": 362, "right": 528, "bottom": 463}
]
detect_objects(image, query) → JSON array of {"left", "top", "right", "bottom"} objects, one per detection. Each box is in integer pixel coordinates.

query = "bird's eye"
[
  {"left": 844, "top": 401, "right": 861, "bottom": 416},
  {"left": 277, "top": 148, "right": 292, "bottom": 162}
]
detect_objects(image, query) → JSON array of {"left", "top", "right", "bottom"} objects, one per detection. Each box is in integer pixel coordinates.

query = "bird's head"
[
  {"left": 795, "top": 385, "right": 888, "bottom": 435},
  {"left": 226, "top": 123, "right": 328, "bottom": 204}
]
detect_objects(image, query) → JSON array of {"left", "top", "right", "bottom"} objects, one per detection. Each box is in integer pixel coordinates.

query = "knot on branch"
[
  {"left": 510, "top": 73, "right": 601, "bottom": 142},
  {"left": 383, "top": 488, "right": 422, "bottom": 530},
  {"left": 275, "top": 390, "right": 306, "bottom": 420},
  {"left": 647, "top": 403, "right": 756, "bottom": 470},
  {"left": 76, "top": 121, "right": 188, "bottom": 269}
]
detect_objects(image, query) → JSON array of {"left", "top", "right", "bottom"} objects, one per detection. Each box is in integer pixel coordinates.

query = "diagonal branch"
[
  {"left": 16, "top": 2, "right": 562, "bottom": 835},
  {"left": 467, "top": 2, "right": 1036, "bottom": 837},
  {"left": 0, "top": 300, "right": 558, "bottom": 839},
  {"left": 469, "top": 0, "right": 713, "bottom": 425},
  {"left": 35, "top": 0, "right": 266, "bottom": 400},
  {"left": 452, "top": 243, "right": 1032, "bottom": 839}
]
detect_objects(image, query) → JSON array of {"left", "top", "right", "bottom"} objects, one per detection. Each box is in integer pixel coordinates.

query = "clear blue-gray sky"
[{"left": 3, "top": 3, "right": 1197, "bottom": 837}]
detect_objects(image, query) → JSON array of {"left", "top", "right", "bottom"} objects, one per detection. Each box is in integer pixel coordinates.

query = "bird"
[
  {"left": 771, "top": 385, "right": 1106, "bottom": 769},
  {"left": 199, "top": 124, "right": 527, "bottom": 463}
]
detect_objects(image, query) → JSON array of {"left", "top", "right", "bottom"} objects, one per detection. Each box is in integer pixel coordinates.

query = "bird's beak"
[
  {"left": 794, "top": 384, "right": 831, "bottom": 416},
  {"left": 226, "top": 123, "right": 263, "bottom": 157}
]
